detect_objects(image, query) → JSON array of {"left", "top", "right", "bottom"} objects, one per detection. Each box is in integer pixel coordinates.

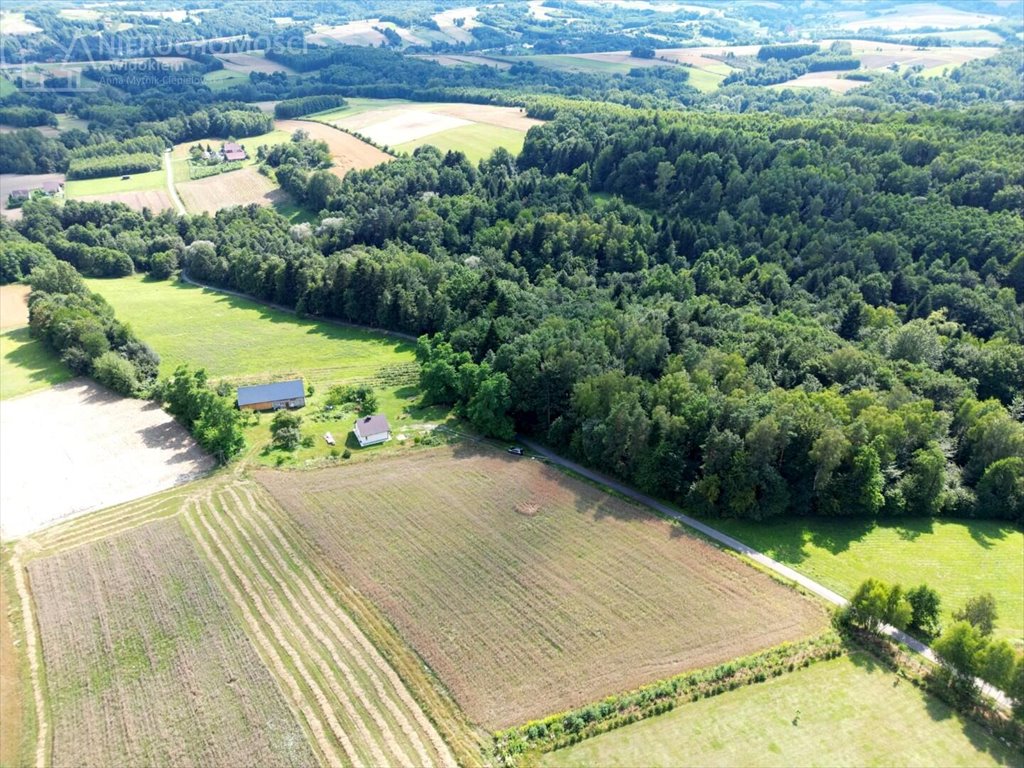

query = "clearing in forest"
[
  {"left": 542, "top": 653, "right": 1022, "bottom": 767},
  {"left": 257, "top": 446, "right": 827, "bottom": 729},
  {"left": 177, "top": 166, "right": 284, "bottom": 214},
  {"left": 0, "top": 379, "right": 212, "bottom": 539},
  {"left": 312, "top": 99, "right": 542, "bottom": 160}
]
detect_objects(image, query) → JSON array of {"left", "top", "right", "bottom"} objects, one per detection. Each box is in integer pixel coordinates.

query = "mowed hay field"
[
  {"left": 257, "top": 446, "right": 827, "bottom": 728},
  {"left": 542, "top": 653, "right": 1022, "bottom": 768},
  {"left": 28, "top": 518, "right": 316, "bottom": 768},
  {"left": 177, "top": 166, "right": 283, "bottom": 214},
  {"left": 312, "top": 99, "right": 542, "bottom": 162},
  {"left": 710, "top": 516, "right": 1024, "bottom": 645},
  {"left": 18, "top": 477, "right": 468, "bottom": 767},
  {"left": 275, "top": 119, "right": 392, "bottom": 178}
]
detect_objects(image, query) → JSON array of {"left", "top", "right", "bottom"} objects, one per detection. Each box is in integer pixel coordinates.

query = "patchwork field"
[
  {"left": 836, "top": 3, "right": 1002, "bottom": 31},
  {"left": 214, "top": 51, "right": 296, "bottom": 75},
  {"left": 257, "top": 447, "right": 827, "bottom": 729},
  {"left": 177, "top": 166, "right": 283, "bottom": 214},
  {"left": 28, "top": 518, "right": 316, "bottom": 767},
  {"left": 710, "top": 516, "right": 1024, "bottom": 645},
  {"left": 311, "top": 99, "right": 542, "bottom": 160},
  {"left": 0, "top": 379, "right": 213, "bottom": 539},
  {"left": 543, "top": 653, "right": 1022, "bottom": 767}
]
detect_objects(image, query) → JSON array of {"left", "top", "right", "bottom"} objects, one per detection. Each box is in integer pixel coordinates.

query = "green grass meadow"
[
  {"left": 0, "top": 327, "right": 72, "bottom": 400},
  {"left": 65, "top": 169, "right": 165, "bottom": 198},
  {"left": 84, "top": 275, "right": 447, "bottom": 465},
  {"left": 543, "top": 653, "right": 1022, "bottom": 768},
  {"left": 396, "top": 123, "right": 528, "bottom": 163},
  {"left": 710, "top": 516, "right": 1024, "bottom": 644}
]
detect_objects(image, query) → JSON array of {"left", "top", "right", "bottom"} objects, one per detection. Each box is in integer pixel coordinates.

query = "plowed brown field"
[{"left": 257, "top": 446, "right": 827, "bottom": 729}]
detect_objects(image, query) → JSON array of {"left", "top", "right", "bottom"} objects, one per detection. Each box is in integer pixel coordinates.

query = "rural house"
[
  {"left": 236, "top": 379, "right": 305, "bottom": 411},
  {"left": 353, "top": 414, "right": 391, "bottom": 447},
  {"left": 223, "top": 141, "right": 247, "bottom": 162}
]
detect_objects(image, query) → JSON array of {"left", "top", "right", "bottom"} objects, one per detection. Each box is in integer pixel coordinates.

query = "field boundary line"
[
  {"left": 10, "top": 547, "right": 48, "bottom": 768},
  {"left": 251, "top": 473, "right": 483, "bottom": 766},
  {"left": 517, "top": 437, "right": 1014, "bottom": 711}
]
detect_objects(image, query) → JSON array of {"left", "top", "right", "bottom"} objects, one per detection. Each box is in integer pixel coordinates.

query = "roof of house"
[
  {"left": 224, "top": 149, "right": 246, "bottom": 161},
  {"left": 9, "top": 189, "right": 30, "bottom": 198},
  {"left": 354, "top": 414, "right": 391, "bottom": 436},
  {"left": 41, "top": 181, "right": 63, "bottom": 193},
  {"left": 237, "top": 378, "right": 304, "bottom": 406}
]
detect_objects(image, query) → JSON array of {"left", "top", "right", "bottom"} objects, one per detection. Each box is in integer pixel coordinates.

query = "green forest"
[{"left": 2, "top": 0, "right": 1022, "bottom": 522}]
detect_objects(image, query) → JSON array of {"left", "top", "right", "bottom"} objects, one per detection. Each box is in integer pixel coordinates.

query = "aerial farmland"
[{"left": 1, "top": 0, "right": 1022, "bottom": 766}]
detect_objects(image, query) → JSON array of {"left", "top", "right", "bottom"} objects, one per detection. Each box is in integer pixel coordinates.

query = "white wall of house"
[{"left": 355, "top": 429, "right": 390, "bottom": 447}]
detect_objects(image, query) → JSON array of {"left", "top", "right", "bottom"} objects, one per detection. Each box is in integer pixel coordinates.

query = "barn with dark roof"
[{"left": 236, "top": 379, "right": 305, "bottom": 411}]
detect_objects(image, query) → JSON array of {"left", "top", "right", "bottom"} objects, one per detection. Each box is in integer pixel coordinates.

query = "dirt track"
[{"left": 0, "top": 379, "right": 213, "bottom": 539}]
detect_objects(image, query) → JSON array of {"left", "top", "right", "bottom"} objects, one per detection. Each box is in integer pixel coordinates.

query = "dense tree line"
[
  {"left": 0, "top": 225, "right": 57, "bottom": 283},
  {"left": 0, "top": 129, "right": 68, "bottom": 173},
  {"left": 0, "top": 106, "right": 57, "bottom": 128},
  {"left": 274, "top": 94, "right": 348, "bottom": 119},
  {"left": 69, "top": 135, "right": 166, "bottom": 159},
  {"left": 66, "top": 152, "right": 162, "bottom": 180},
  {"left": 757, "top": 43, "right": 820, "bottom": 61},
  {"left": 27, "top": 259, "right": 159, "bottom": 395}
]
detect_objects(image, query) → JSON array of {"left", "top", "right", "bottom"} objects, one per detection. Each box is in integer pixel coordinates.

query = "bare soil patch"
[
  {"left": 28, "top": 517, "right": 315, "bottom": 767},
  {"left": 257, "top": 446, "right": 826, "bottom": 729},
  {"left": 342, "top": 110, "right": 472, "bottom": 146},
  {"left": 77, "top": 189, "right": 173, "bottom": 213},
  {"left": 0, "top": 284, "right": 30, "bottom": 329},
  {"left": 0, "top": 379, "right": 213, "bottom": 539},
  {"left": 776, "top": 72, "right": 867, "bottom": 93},
  {"left": 177, "top": 166, "right": 283, "bottom": 214},
  {"left": 274, "top": 119, "right": 392, "bottom": 177}
]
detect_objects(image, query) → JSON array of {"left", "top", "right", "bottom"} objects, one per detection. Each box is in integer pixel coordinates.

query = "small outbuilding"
[
  {"left": 353, "top": 414, "right": 391, "bottom": 447},
  {"left": 237, "top": 379, "right": 305, "bottom": 411}
]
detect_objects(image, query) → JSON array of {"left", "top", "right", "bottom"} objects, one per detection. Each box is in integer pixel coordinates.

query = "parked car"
[
  {"left": 507, "top": 446, "right": 524, "bottom": 456},
  {"left": 324, "top": 432, "right": 336, "bottom": 446}
]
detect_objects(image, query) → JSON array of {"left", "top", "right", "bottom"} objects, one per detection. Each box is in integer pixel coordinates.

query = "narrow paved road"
[
  {"left": 164, "top": 149, "right": 186, "bottom": 215},
  {"left": 519, "top": 437, "right": 1013, "bottom": 711}
]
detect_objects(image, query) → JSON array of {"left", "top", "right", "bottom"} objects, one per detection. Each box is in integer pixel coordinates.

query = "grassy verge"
[
  {"left": 0, "top": 327, "right": 72, "bottom": 400},
  {"left": 65, "top": 169, "right": 165, "bottom": 197},
  {"left": 0, "top": 549, "right": 37, "bottom": 768},
  {"left": 541, "top": 651, "right": 1022, "bottom": 768},
  {"left": 705, "top": 515, "right": 1024, "bottom": 645}
]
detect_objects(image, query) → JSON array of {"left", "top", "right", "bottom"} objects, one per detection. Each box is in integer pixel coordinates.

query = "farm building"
[
  {"left": 223, "top": 142, "right": 247, "bottom": 161},
  {"left": 353, "top": 414, "right": 391, "bottom": 447},
  {"left": 8, "top": 181, "right": 63, "bottom": 202},
  {"left": 237, "top": 379, "right": 305, "bottom": 411}
]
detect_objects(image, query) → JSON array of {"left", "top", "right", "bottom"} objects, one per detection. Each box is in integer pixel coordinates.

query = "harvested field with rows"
[
  {"left": 257, "top": 446, "right": 828, "bottom": 729},
  {"left": 18, "top": 476, "right": 474, "bottom": 767},
  {"left": 28, "top": 517, "right": 315, "bottom": 768},
  {"left": 76, "top": 189, "right": 174, "bottom": 212},
  {"left": 177, "top": 166, "right": 283, "bottom": 214}
]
